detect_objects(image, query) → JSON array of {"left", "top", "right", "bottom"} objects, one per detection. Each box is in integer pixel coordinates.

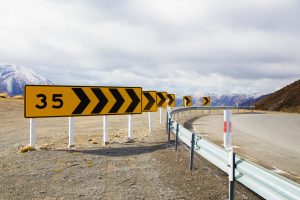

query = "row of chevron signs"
[
  {"left": 24, "top": 85, "right": 177, "bottom": 118},
  {"left": 183, "top": 96, "right": 192, "bottom": 107}
]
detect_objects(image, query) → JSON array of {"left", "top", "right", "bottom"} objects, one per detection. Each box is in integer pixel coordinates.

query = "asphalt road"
[{"left": 192, "top": 113, "right": 300, "bottom": 182}]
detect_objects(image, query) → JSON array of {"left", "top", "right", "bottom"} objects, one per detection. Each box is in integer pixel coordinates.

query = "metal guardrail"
[{"left": 169, "top": 107, "right": 300, "bottom": 200}]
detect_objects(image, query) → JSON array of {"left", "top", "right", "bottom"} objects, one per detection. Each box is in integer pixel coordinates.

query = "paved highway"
[{"left": 191, "top": 113, "right": 300, "bottom": 182}]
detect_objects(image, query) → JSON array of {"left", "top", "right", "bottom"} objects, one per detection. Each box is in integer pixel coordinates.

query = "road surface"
[{"left": 191, "top": 113, "right": 300, "bottom": 183}]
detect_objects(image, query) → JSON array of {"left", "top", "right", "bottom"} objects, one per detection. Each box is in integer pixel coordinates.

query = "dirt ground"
[{"left": 0, "top": 98, "right": 262, "bottom": 200}]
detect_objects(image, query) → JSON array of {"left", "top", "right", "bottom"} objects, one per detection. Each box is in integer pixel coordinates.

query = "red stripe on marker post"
[{"left": 224, "top": 110, "right": 232, "bottom": 150}]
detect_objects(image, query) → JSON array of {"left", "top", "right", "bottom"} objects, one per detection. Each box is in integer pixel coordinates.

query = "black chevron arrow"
[
  {"left": 167, "top": 94, "right": 174, "bottom": 106},
  {"left": 91, "top": 88, "right": 108, "bottom": 114},
  {"left": 185, "top": 97, "right": 191, "bottom": 106},
  {"left": 203, "top": 97, "right": 209, "bottom": 105},
  {"left": 144, "top": 93, "right": 155, "bottom": 110},
  {"left": 109, "top": 89, "right": 125, "bottom": 113},
  {"left": 157, "top": 93, "right": 166, "bottom": 106},
  {"left": 72, "top": 88, "right": 91, "bottom": 114},
  {"left": 126, "top": 89, "right": 140, "bottom": 112}
]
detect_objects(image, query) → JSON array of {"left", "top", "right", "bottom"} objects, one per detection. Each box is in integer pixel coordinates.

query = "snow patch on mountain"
[{"left": 0, "top": 65, "right": 53, "bottom": 96}]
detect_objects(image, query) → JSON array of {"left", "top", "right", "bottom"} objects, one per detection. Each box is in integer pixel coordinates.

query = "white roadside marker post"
[
  {"left": 128, "top": 115, "right": 132, "bottom": 139},
  {"left": 68, "top": 117, "right": 74, "bottom": 148},
  {"left": 103, "top": 115, "right": 109, "bottom": 145},
  {"left": 224, "top": 110, "right": 232, "bottom": 150},
  {"left": 29, "top": 118, "right": 36, "bottom": 147},
  {"left": 148, "top": 112, "right": 152, "bottom": 133}
]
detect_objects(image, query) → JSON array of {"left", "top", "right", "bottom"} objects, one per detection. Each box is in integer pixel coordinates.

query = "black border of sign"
[
  {"left": 142, "top": 90, "right": 158, "bottom": 112},
  {"left": 24, "top": 85, "right": 143, "bottom": 118}
]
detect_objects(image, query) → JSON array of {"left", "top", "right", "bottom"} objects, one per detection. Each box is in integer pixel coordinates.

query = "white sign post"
[
  {"left": 68, "top": 117, "right": 74, "bottom": 148},
  {"left": 29, "top": 118, "right": 35, "bottom": 147},
  {"left": 103, "top": 115, "right": 109, "bottom": 145},
  {"left": 224, "top": 110, "right": 232, "bottom": 150},
  {"left": 148, "top": 112, "right": 152, "bottom": 133},
  {"left": 159, "top": 107, "right": 162, "bottom": 124},
  {"left": 128, "top": 115, "right": 132, "bottom": 139}
]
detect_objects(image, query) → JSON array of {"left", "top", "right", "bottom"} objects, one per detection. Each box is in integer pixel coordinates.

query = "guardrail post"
[
  {"left": 189, "top": 133, "right": 195, "bottom": 171},
  {"left": 175, "top": 123, "right": 179, "bottom": 151},
  {"left": 229, "top": 149, "right": 236, "bottom": 200},
  {"left": 168, "top": 117, "right": 171, "bottom": 143}
]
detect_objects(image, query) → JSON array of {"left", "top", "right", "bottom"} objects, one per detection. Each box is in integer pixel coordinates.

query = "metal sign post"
[
  {"left": 68, "top": 117, "right": 74, "bottom": 148},
  {"left": 148, "top": 112, "right": 152, "bottom": 133},
  {"left": 29, "top": 118, "right": 35, "bottom": 147},
  {"left": 103, "top": 115, "right": 109, "bottom": 145},
  {"left": 128, "top": 115, "right": 132, "bottom": 139},
  {"left": 159, "top": 107, "right": 162, "bottom": 124}
]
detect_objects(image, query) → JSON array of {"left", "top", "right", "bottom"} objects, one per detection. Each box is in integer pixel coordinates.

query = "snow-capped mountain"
[{"left": 0, "top": 65, "right": 53, "bottom": 96}]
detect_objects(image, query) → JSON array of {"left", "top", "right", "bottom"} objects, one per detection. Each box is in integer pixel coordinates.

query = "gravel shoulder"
[{"left": 0, "top": 99, "right": 261, "bottom": 200}]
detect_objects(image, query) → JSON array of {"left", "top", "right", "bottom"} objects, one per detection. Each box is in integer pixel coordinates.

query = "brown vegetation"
[{"left": 255, "top": 79, "right": 300, "bottom": 113}]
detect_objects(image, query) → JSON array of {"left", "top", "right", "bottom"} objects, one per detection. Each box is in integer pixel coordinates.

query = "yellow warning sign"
[
  {"left": 25, "top": 85, "right": 142, "bottom": 118},
  {"left": 202, "top": 97, "right": 210, "bottom": 106},
  {"left": 183, "top": 96, "right": 192, "bottom": 107},
  {"left": 142, "top": 91, "right": 157, "bottom": 112}
]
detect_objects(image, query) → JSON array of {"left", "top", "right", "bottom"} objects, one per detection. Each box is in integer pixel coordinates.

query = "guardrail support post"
[
  {"left": 229, "top": 150, "right": 236, "bottom": 200},
  {"left": 189, "top": 133, "right": 195, "bottom": 171},
  {"left": 168, "top": 117, "right": 171, "bottom": 144},
  {"left": 175, "top": 123, "right": 179, "bottom": 151},
  {"left": 29, "top": 118, "right": 35, "bottom": 147}
]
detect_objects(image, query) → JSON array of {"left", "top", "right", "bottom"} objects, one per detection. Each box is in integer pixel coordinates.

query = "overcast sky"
[{"left": 1, "top": 0, "right": 300, "bottom": 96}]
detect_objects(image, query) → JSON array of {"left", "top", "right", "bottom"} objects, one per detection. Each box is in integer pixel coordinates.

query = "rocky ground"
[{"left": 0, "top": 98, "right": 261, "bottom": 200}]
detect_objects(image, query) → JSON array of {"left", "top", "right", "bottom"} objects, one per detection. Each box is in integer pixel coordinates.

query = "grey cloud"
[{"left": 0, "top": 0, "right": 300, "bottom": 95}]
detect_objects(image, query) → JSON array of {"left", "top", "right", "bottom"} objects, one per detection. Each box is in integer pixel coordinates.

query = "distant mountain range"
[
  {"left": 5, "top": 64, "right": 295, "bottom": 112},
  {"left": 0, "top": 65, "right": 53, "bottom": 96},
  {"left": 175, "top": 93, "right": 264, "bottom": 107},
  {"left": 255, "top": 79, "right": 300, "bottom": 113}
]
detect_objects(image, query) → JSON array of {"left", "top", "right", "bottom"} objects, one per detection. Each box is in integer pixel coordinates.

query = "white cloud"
[{"left": 0, "top": 0, "right": 300, "bottom": 96}]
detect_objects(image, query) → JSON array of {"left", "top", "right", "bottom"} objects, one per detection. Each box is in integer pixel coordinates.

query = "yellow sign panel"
[
  {"left": 202, "top": 97, "right": 210, "bottom": 106},
  {"left": 142, "top": 91, "right": 157, "bottom": 112},
  {"left": 157, "top": 92, "right": 167, "bottom": 108},
  {"left": 183, "top": 96, "right": 192, "bottom": 107},
  {"left": 167, "top": 94, "right": 176, "bottom": 107},
  {"left": 25, "top": 85, "right": 142, "bottom": 118}
]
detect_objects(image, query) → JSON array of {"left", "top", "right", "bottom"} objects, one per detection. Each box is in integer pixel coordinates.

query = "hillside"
[
  {"left": 240, "top": 94, "right": 270, "bottom": 106},
  {"left": 255, "top": 79, "right": 300, "bottom": 113}
]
